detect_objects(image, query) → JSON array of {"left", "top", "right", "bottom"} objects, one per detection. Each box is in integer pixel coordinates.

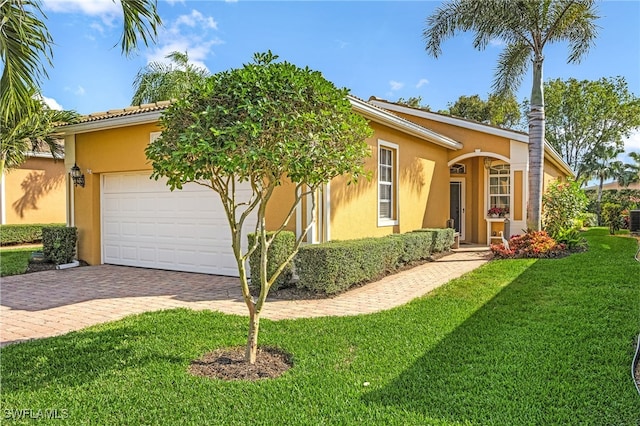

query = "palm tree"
[
  {"left": 131, "top": 51, "right": 209, "bottom": 105},
  {"left": 1, "top": 98, "right": 79, "bottom": 174},
  {"left": 424, "top": 0, "right": 599, "bottom": 230},
  {"left": 619, "top": 151, "right": 640, "bottom": 187},
  {"left": 579, "top": 145, "right": 625, "bottom": 224},
  {"left": 0, "top": 0, "right": 161, "bottom": 174}
]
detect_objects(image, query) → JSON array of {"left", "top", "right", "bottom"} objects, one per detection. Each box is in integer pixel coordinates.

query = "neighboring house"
[
  {"left": 1, "top": 153, "right": 67, "bottom": 225},
  {"left": 58, "top": 97, "right": 572, "bottom": 277},
  {"left": 583, "top": 181, "right": 640, "bottom": 191}
]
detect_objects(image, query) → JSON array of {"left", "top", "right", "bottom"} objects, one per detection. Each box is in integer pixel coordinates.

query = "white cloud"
[
  {"left": 416, "top": 78, "right": 429, "bottom": 88},
  {"left": 42, "top": 0, "right": 119, "bottom": 15},
  {"left": 89, "top": 22, "right": 104, "bottom": 34},
  {"left": 64, "top": 85, "right": 86, "bottom": 96},
  {"left": 145, "top": 9, "right": 223, "bottom": 73},
  {"left": 624, "top": 129, "right": 640, "bottom": 153},
  {"left": 166, "top": 0, "right": 185, "bottom": 5},
  {"left": 175, "top": 10, "right": 218, "bottom": 30},
  {"left": 40, "top": 95, "right": 63, "bottom": 110},
  {"left": 389, "top": 80, "right": 404, "bottom": 91},
  {"left": 489, "top": 38, "right": 506, "bottom": 47},
  {"left": 335, "top": 39, "right": 349, "bottom": 49}
]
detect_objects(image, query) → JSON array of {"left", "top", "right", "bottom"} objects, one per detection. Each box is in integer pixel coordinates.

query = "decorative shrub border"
[
  {"left": 0, "top": 223, "right": 65, "bottom": 246},
  {"left": 42, "top": 227, "right": 78, "bottom": 265},
  {"left": 295, "top": 229, "right": 454, "bottom": 294}
]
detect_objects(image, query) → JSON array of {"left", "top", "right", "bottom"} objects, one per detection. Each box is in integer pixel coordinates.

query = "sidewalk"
[{"left": 0, "top": 247, "right": 491, "bottom": 346}]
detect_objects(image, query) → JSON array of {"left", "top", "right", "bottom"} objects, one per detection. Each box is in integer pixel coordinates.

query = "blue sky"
[{"left": 39, "top": 0, "right": 640, "bottom": 155}]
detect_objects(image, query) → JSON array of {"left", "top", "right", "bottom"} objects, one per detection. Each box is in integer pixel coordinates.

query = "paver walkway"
[{"left": 0, "top": 247, "right": 491, "bottom": 347}]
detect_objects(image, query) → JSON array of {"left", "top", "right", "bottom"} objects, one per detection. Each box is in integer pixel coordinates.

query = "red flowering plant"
[
  {"left": 487, "top": 206, "right": 509, "bottom": 217},
  {"left": 491, "top": 230, "right": 568, "bottom": 259}
]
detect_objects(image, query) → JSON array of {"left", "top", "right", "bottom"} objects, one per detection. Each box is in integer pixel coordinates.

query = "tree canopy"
[
  {"left": 131, "top": 51, "right": 209, "bottom": 105},
  {"left": 443, "top": 93, "right": 522, "bottom": 129},
  {"left": 543, "top": 76, "right": 640, "bottom": 179},
  {"left": 145, "top": 52, "right": 372, "bottom": 363}
]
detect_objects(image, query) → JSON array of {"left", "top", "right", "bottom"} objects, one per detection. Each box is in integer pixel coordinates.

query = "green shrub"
[
  {"left": 491, "top": 230, "right": 567, "bottom": 259},
  {"left": 542, "top": 179, "right": 587, "bottom": 238},
  {"left": 578, "top": 213, "right": 598, "bottom": 228},
  {"left": 554, "top": 227, "right": 588, "bottom": 251},
  {"left": 0, "top": 223, "right": 65, "bottom": 246},
  {"left": 295, "top": 231, "right": 437, "bottom": 294},
  {"left": 413, "top": 228, "right": 455, "bottom": 253},
  {"left": 42, "top": 227, "right": 77, "bottom": 265},
  {"left": 295, "top": 237, "right": 400, "bottom": 294},
  {"left": 601, "top": 203, "right": 624, "bottom": 235},
  {"left": 248, "top": 231, "right": 296, "bottom": 291},
  {"left": 388, "top": 232, "right": 432, "bottom": 264}
]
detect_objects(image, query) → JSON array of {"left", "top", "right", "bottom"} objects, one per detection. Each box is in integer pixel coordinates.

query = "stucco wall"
[
  {"left": 73, "top": 123, "right": 161, "bottom": 264},
  {"left": 329, "top": 121, "right": 451, "bottom": 240},
  {"left": 2, "top": 157, "right": 66, "bottom": 225}
]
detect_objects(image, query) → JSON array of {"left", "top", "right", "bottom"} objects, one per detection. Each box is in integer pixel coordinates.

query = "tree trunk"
[
  {"left": 596, "top": 175, "right": 604, "bottom": 225},
  {"left": 245, "top": 309, "right": 260, "bottom": 364},
  {"left": 527, "top": 55, "right": 545, "bottom": 231}
]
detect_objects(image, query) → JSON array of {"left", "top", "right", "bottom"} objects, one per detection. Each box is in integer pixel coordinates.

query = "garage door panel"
[{"left": 102, "top": 172, "right": 256, "bottom": 276}]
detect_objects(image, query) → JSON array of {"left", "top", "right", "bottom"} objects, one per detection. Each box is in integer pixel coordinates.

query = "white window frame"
[
  {"left": 377, "top": 140, "right": 399, "bottom": 227},
  {"left": 488, "top": 163, "right": 511, "bottom": 212}
]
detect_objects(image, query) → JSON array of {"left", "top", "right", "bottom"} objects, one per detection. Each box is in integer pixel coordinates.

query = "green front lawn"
[
  {"left": 0, "top": 247, "right": 40, "bottom": 276},
  {"left": 1, "top": 229, "right": 638, "bottom": 424}
]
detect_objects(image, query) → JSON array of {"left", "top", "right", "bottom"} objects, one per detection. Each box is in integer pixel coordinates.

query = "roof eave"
[
  {"left": 57, "top": 110, "right": 164, "bottom": 135},
  {"left": 348, "top": 96, "right": 462, "bottom": 150},
  {"left": 370, "top": 98, "right": 574, "bottom": 177}
]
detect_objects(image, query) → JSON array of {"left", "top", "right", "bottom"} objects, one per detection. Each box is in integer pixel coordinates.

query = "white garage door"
[{"left": 101, "top": 172, "right": 257, "bottom": 276}]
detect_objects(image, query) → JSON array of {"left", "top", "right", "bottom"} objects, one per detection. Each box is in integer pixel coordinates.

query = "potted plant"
[{"left": 488, "top": 207, "right": 509, "bottom": 217}]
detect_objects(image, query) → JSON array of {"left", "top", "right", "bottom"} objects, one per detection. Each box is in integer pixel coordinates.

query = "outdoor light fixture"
[
  {"left": 70, "top": 163, "right": 85, "bottom": 187},
  {"left": 483, "top": 157, "right": 493, "bottom": 170}
]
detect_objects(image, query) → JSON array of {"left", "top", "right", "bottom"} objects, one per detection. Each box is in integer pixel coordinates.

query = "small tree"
[
  {"left": 601, "top": 202, "right": 624, "bottom": 235},
  {"left": 145, "top": 52, "right": 372, "bottom": 364},
  {"left": 542, "top": 179, "right": 587, "bottom": 238}
]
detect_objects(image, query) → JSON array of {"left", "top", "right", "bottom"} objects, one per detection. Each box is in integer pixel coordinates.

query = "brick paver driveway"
[{"left": 0, "top": 248, "right": 491, "bottom": 346}]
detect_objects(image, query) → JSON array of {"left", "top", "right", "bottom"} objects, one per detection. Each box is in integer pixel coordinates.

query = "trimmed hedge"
[
  {"left": 413, "top": 228, "right": 455, "bottom": 253},
  {"left": 295, "top": 229, "right": 450, "bottom": 295},
  {"left": 42, "top": 227, "right": 77, "bottom": 265},
  {"left": 248, "top": 231, "right": 296, "bottom": 291},
  {"left": 0, "top": 223, "right": 65, "bottom": 246},
  {"left": 294, "top": 237, "right": 400, "bottom": 294}
]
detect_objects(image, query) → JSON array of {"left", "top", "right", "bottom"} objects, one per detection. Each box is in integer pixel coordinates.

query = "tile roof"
[{"left": 75, "top": 101, "right": 171, "bottom": 123}]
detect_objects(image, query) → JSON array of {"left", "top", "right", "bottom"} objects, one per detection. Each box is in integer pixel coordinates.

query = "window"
[
  {"left": 378, "top": 141, "right": 398, "bottom": 225},
  {"left": 449, "top": 163, "right": 466, "bottom": 174},
  {"left": 488, "top": 164, "right": 510, "bottom": 211}
]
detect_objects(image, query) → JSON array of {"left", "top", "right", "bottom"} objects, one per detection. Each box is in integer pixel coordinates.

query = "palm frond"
[
  {"left": 545, "top": 0, "right": 599, "bottom": 63},
  {"left": 0, "top": 0, "right": 53, "bottom": 123},
  {"left": 117, "top": 0, "right": 161, "bottom": 56},
  {"left": 492, "top": 41, "right": 531, "bottom": 97},
  {"left": 424, "top": 0, "right": 475, "bottom": 58}
]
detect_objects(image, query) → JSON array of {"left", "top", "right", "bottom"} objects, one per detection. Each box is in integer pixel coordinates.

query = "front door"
[{"left": 449, "top": 179, "right": 465, "bottom": 240}]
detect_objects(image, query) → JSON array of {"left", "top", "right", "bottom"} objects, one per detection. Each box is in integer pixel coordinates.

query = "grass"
[
  {"left": 0, "top": 246, "right": 40, "bottom": 277},
  {"left": 1, "top": 229, "right": 639, "bottom": 425}
]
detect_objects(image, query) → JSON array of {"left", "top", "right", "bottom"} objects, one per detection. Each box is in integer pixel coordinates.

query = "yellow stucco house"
[
  {"left": 1, "top": 153, "right": 67, "bottom": 225},
  {"left": 58, "top": 96, "right": 572, "bottom": 277}
]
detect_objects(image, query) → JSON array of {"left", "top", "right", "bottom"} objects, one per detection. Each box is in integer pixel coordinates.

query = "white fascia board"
[
  {"left": 23, "top": 151, "right": 59, "bottom": 159},
  {"left": 369, "top": 99, "right": 529, "bottom": 143},
  {"left": 57, "top": 110, "right": 163, "bottom": 135},
  {"left": 349, "top": 96, "right": 462, "bottom": 150}
]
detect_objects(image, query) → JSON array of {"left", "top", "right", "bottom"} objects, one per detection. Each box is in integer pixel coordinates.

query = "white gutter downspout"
[{"left": 64, "top": 135, "right": 76, "bottom": 227}]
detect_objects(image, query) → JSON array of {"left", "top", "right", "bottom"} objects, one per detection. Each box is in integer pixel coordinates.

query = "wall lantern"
[
  {"left": 483, "top": 157, "right": 493, "bottom": 170},
  {"left": 70, "top": 163, "right": 85, "bottom": 187}
]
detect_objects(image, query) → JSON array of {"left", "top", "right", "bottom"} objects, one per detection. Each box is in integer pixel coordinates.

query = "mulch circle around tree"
[{"left": 188, "top": 346, "right": 293, "bottom": 381}]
